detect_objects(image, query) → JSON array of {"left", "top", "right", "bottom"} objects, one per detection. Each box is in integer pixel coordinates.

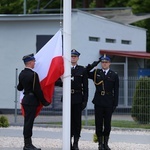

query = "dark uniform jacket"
[
  {"left": 88, "top": 69, "right": 119, "bottom": 107},
  {"left": 17, "top": 68, "right": 47, "bottom": 106},
  {"left": 71, "top": 65, "right": 88, "bottom": 104}
]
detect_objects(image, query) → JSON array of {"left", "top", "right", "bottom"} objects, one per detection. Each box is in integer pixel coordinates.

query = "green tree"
[
  {"left": 128, "top": 0, "right": 150, "bottom": 13},
  {"left": 105, "top": 0, "right": 130, "bottom": 7},
  {"left": 0, "top": 0, "right": 61, "bottom": 14},
  {"left": 0, "top": 0, "right": 23, "bottom": 14}
]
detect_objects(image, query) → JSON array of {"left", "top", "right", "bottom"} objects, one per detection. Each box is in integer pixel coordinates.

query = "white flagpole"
[{"left": 62, "top": 0, "right": 71, "bottom": 149}]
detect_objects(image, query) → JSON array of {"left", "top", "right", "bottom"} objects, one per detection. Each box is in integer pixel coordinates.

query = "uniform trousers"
[
  {"left": 94, "top": 105, "right": 113, "bottom": 137},
  {"left": 22, "top": 104, "right": 37, "bottom": 139},
  {"left": 71, "top": 103, "right": 82, "bottom": 138}
]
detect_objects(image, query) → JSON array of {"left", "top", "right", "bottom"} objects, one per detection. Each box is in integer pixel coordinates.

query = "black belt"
[
  {"left": 24, "top": 92, "right": 34, "bottom": 96},
  {"left": 99, "top": 91, "right": 112, "bottom": 96},
  {"left": 71, "top": 89, "right": 82, "bottom": 94}
]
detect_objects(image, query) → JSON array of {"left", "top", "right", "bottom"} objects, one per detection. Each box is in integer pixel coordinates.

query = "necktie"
[{"left": 103, "top": 71, "right": 106, "bottom": 75}]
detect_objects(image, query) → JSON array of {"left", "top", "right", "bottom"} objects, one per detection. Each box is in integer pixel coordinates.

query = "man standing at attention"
[
  {"left": 87, "top": 55, "right": 119, "bottom": 150},
  {"left": 17, "top": 53, "right": 49, "bottom": 150},
  {"left": 55, "top": 49, "right": 88, "bottom": 150},
  {"left": 71, "top": 49, "right": 88, "bottom": 150}
]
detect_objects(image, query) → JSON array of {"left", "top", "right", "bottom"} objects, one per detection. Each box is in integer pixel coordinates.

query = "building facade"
[{"left": 0, "top": 10, "right": 147, "bottom": 111}]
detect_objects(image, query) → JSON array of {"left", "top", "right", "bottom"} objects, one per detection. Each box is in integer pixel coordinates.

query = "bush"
[
  {"left": 0, "top": 115, "right": 9, "bottom": 127},
  {"left": 131, "top": 77, "right": 150, "bottom": 124}
]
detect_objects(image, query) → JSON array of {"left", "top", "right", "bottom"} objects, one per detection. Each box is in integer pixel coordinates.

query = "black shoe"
[
  {"left": 23, "top": 145, "right": 41, "bottom": 150},
  {"left": 73, "top": 146, "right": 79, "bottom": 150},
  {"left": 73, "top": 137, "right": 79, "bottom": 150},
  {"left": 71, "top": 143, "right": 74, "bottom": 150},
  {"left": 104, "top": 136, "right": 111, "bottom": 150},
  {"left": 72, "top": 142, "right": 79, "bottom": 150},
  {"left": 98, "top": 144, "right": 104, "bottom": 150},
  {"left": 98, "top": 136, "right": 104, "bottom": 150},
  {"left": 104, "top": 145, "right": 111, "bottom": 150},
  {"left": 31, "top": 144, "right": 41, "bottom": 150},
  {"left": 24, "top": 138, "right": 41, "bottom": 150}
]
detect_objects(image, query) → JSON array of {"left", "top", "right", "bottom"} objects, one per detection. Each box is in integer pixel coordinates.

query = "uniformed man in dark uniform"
[
  {"left": 87, "top": 55, "right": 119, "bottom": 150},
  {"left": 55, "top": 50, "right": 88, "bottom": 150},
  {"left": 71, "top": 49, "right": 88, "bottom": 150},
  {"left": 17, "top": 53, "right": 50, "bottom": 150}
]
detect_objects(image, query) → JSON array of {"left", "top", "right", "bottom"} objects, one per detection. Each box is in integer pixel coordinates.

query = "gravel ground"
[{"left": 0, "top": 126, "right": 150, "bottom": 150}]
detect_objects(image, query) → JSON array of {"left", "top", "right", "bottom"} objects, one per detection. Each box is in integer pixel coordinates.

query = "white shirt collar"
[
  {"left": 71, "top": 65, "right": 77, "bottom": 69},
  {"left": 25, "top": 67, "right": 33, "bottom": 70},
  {"left": 103, "top": 69, "right": 109, "bottom": 75}
]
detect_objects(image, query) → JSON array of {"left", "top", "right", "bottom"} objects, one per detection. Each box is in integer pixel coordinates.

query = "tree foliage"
[
  {"left": 0, "top": 0, "right": 61, "bottom": 14},
  {"left": 0, "top": 0, "right": 23, "bottom": 14},
  {"left": 128, "top": 0, "right": 150, "bottom": 13},
  {"left": 105, "top": 0, "right": 130, "bottom": 7},
  {"left": 0, "top": 0, "right": 150, "bottom": 15}
]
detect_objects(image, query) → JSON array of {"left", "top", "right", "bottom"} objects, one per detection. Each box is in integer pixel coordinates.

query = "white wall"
[{"left": 0, "top": 19, "right": 61, "bottom": 109}]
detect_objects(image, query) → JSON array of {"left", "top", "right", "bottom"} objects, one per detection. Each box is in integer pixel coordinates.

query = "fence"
[
  {"left": 40, "top": 76, "right": 139, "bottom": 113},
  {"left": 3, "top": 76, "right": 150, "bottom": 126}
]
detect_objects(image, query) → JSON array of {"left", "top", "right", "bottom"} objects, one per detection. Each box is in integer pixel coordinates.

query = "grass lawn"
[
  {"left": 82, "top": 120, "right": 150, "bottom": 129},
  {"left": 112, "top": 120, "right": 150, "bottom": 129},
  {"left": 44, "top": 120, "right": 150, "bottom": 130}
]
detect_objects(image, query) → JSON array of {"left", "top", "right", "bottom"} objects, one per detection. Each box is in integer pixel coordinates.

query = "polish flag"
[{"left": 34, "top": 30, "right": 64, "bottom": 116}]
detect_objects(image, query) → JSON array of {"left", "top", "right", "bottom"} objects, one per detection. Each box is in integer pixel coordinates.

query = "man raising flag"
[{"left": 17, "top": 30, "right": 64, "bottom": 150}]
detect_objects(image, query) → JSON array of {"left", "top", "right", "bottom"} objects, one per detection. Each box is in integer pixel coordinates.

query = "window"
[
  {"left": 105, "top": 38, "right": 116, "bottom": 43},
  {"left": 89, "top": 36, "right": 100, "bottom": 42},
  {"left": 36, "top": 35, "right": 53, "bottom": 52},
  {"left": 121, "top": 40, "right": 131, "bottom": 45}
]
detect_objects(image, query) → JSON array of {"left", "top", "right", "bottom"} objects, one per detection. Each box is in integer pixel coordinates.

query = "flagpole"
[{"left": 62, "top": 0, "right": 71, "bottom": 149}]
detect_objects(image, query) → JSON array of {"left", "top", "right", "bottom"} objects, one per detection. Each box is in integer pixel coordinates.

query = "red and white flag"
[{"left": 34, "top": 30, "right": 64, "bottom": 115}]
